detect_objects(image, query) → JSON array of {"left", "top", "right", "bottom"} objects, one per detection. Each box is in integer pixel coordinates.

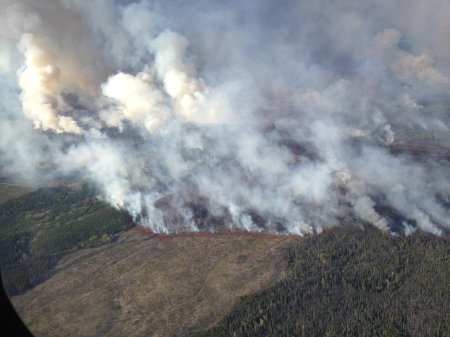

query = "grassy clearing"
[{"left": 11, "top": 231, "right": 295, "bottom": 337}]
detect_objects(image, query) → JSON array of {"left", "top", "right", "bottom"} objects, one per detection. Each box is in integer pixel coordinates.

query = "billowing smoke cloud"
[
  {"left": 0, "top": 0, "right": 449, "bottom": 235},
  {"left": 17, "top": 33, "right": 83, "bottom": 134}
]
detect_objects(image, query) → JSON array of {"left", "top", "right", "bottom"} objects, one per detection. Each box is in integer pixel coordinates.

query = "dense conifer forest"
[
  {"left": 194, "top": 227, "right": 449, "bottom": 337},
  {"left": 0, "top": 185, "right": 133, "bottom": 296}
]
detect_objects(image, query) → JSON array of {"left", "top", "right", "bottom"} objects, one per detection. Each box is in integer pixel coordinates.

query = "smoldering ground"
[{"left": 0, "top": 0, "right": 449, "bottom": 235}]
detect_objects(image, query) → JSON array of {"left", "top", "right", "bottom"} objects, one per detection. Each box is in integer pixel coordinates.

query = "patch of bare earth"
[{"left": 12, "top": 227, "right": 299, "bottom": 337}]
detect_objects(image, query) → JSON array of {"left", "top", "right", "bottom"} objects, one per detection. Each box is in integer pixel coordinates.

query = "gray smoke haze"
[{"left": 0, "top": 0, "right": 449, "bottom": 235}]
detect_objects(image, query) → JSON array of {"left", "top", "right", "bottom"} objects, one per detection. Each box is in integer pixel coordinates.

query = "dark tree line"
[
  {"left": 0, "top": 185, "right": 134, "bottom": 296},
  {"left": 193, "top": 226, "right": 449, "bottom": 337}
]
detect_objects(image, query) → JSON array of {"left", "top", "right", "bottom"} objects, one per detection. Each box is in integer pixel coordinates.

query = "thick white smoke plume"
[{"left": 0, "top": 0, "right": 449, "bottom": 235}]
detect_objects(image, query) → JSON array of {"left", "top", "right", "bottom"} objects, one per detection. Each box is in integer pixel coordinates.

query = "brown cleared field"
[{"left": 11, "top": 228, "right": 299, "bottom": 337}]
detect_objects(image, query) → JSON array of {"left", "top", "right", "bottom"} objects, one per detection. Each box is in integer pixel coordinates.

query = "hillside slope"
[
  {"left": 2, "top": 187, "right": 449, "bottom": 337},
  {"left": 11, "top": 230, "right": 294, "bottom": 337},
  {"left": 0, "top": 185, "right": 133, "bottom": 296},
  {"left": 194, "top": 227, "right": 450, "bottom": 337}
]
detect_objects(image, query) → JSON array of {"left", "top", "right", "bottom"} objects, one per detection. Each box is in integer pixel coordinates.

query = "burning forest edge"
[{"left": 1, "top": 183, "right": 448, "bottom": 337}]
